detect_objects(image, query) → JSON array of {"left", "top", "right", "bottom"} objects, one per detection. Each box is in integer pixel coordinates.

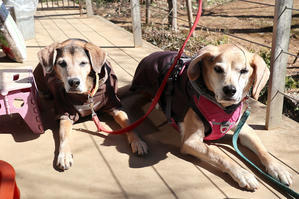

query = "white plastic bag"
[{"left": 3, "top": 0, "right": 38, "bottom": 40}]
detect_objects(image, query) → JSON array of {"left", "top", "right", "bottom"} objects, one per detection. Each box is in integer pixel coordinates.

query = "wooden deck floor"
[{"left": 0, "top": 8, "right": 298, "bottom": 199}]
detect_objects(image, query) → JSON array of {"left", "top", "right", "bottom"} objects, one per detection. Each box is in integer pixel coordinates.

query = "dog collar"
[
  {"left": 87, "top": 64, "right": 109, "bottom": 116},
  {"left": 88, "top": 65, "right": 109, "bottom": 98},
  {"left": 190, "top": 78, "right": 242, "bottom": 114}
]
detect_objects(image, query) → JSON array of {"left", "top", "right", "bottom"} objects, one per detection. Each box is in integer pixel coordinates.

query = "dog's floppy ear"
[
  {"left": 37, "top": 42, "right": 58, "bottom": 74},
  {"left": 187, "top": 45, "right": 218, "bottom": 81},
  {"left": 250, "top": 53, "right": 270, "bottom": 100},
  {"left": 84, "top": 42, "right": 107, "bottom": 73}
]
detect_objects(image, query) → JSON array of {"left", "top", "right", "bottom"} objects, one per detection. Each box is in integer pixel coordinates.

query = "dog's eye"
[
  {"left": 214, "top": 66, "right": 224, "bottom": 74},
  {"left": 80, "top": 61, "right": 87, "bottom": 67},
  {"left": 240, "top": 69, "right": 249, "bottom": 74},
  {"left": 57, "top": 60, "right": 67, "bottom": 68}
]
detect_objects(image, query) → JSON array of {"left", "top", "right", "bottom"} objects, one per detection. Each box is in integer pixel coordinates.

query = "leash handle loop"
[{"left": 233, "top": 110, "right": 299, "bottom": 198}]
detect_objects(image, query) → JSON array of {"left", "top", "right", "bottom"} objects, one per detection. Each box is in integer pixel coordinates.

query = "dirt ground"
[{"left": 94, "top": 0, "right": 298, "bottom": 120}]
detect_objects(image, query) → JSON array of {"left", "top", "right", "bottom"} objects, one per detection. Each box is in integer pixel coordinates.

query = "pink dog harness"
[{"left": 193, "top": 95, "right": 243, "bottom": 141}]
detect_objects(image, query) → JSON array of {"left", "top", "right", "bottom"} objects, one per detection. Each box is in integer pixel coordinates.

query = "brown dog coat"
[{"left": 34, "top": 40, "right": 121, "bottom": 122}]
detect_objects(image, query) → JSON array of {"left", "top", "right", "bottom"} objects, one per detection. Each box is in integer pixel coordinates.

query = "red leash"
[{"left": 92, "top": 0, "right": 203, "bottom": 134}]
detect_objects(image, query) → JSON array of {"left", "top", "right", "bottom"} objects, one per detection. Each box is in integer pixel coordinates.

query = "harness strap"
[
  {"left": 233, "top": 110, "right": 299, "bottom": 198},
  {"left": 164, "top": 57, "right": 191, "bottom": 123},
  {"left": 189, "top": 96, "right": 212, "bottom": 136},
  {"left": 165, "top": 78, "right": 174, "bottom": 123}
]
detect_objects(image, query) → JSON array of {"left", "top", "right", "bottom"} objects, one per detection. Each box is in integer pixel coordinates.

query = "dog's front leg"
[
  {"left": 238, "top": 123, "right": 293, "bottom": 186},
  {"left": 109, "top": 109, "right": 148, "bottom": 155},
  {"left": 56, "top": 118, "right": 74, "bottom": 170},
  {"left": 181, "top": 109, "right": 259, "bottom": 191}
]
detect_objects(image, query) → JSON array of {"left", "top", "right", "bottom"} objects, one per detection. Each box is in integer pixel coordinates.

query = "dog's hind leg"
[
  {"left": 109, "top": 109, "right": 148, "bottom": 155},
  {"left": 56, "top": 118, "right": 74, "bottom": 170}
]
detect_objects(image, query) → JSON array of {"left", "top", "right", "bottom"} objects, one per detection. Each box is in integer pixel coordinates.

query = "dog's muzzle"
[{"left": 66, "top": 77, "right": 83, "bottom": 93}]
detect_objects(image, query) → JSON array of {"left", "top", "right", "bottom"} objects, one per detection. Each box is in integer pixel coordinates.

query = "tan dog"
[
  {"left": 34, "top": 39, "right": 148, "bottom": 170},
  {"left": 131, "top": 44, "right": 293, "bottom": 190}
]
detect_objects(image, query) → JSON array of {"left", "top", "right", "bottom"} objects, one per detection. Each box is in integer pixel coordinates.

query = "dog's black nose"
[
  {"left": 223, "top": 85, "right": 236, "bottom": 97},
  {"left": 68, "top": 78, "right": 80, "bottom": 88}
]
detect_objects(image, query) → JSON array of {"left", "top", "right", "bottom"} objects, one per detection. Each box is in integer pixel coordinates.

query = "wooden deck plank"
[
  {"left": 247, "top": 100, "right": 299, "bottom": 172},
  {"left": 79, "top": 17, "right": 134, "bottom": 47},
  {"left": 34, "top": 17, "right": 55, "bottom": 46},
  {"left": 58, "top": 9, "right": 134, "bottom": 47},
  {"left": 195, "top": 144, "right": 287, "bottom": 198},
  {"left": 108, "top": 59, "right": 134, "bottom": 88},
  {"left": 88, "top": 16, "right": 161, "bottom": 60},
  {"left": 75, "top": 121, "right": 178, "bottom": 199},
  {"left": 48, "top": 18, "right": 88, "bottom": 40},
  {"left": 63, "top": 18, "right": 112, "bottom": 46},
  {"left": 36, "top": 15, "right": 69, "bottom": 42},
  {"left": 148, "top": 143, "right": 226, "bottom": 198},
  {"left": 37, "top": 9, "right": 89, "bottom": 41},
  {"left": 106, "top": 48, "right": 139, "bottom": 76},
  {"left": 0, "top": 117, "right": 125, "bottom": 199}
]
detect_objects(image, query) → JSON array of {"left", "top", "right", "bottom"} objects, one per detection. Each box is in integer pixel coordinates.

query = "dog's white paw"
[
  {"left": 231, "top": 168, "right": 259, "bottom": 191},
  {"left": 57, "top": 152, "right": 73, "bottom": 170},
  {"left": 130, "top": 140, "right": 148, "bottom": 155},
  {"left": 266, "top": 162, "right": 293, "bottom": 186}
]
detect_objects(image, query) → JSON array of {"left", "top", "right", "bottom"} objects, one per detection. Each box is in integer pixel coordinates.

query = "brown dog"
[
  {"left": 34, "top": 39, "right": 148, "bottom": 170},
  {"left": 131, "top": 44, "right": 293, "bottom": 190}
]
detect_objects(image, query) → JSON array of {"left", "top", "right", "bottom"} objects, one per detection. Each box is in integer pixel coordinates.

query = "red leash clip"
[
  {"left": 88, "top": 94, "right": 104, "bottom": 132},
  {"left": 92, "top": 111, "right": 103, "bottom": 132}
]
